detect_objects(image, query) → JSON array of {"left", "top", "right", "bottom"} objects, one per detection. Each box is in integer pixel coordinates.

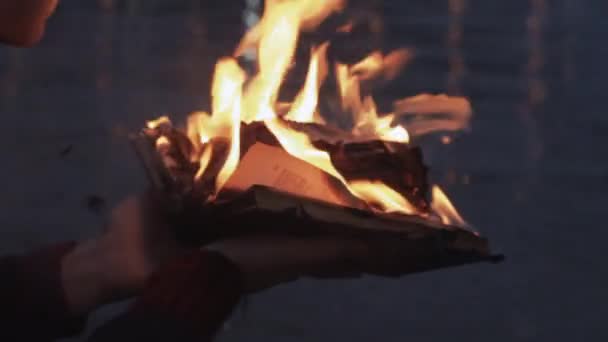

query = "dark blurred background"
[{"left": 0, "top": 0, "right": 606, "bottom": 341}]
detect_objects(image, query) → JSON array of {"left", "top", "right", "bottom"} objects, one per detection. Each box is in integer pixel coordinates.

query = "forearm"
[
  {"left": 88, "top": 251, "right": 244, "bottom": 341},
  {"left": 0, "top": 242, "right": 88, "bottom": 339},
  {"left": 61, "top": 238, "right": 126, "bottom": 315}
]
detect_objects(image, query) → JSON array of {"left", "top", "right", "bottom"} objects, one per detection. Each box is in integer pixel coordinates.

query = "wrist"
[{"left": 61, "top": 238, "right": 122, "bottom": 314}]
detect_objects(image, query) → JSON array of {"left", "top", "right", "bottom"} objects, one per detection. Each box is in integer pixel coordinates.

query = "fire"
[
  {"left": 392, "top": 94, "right": 473, "bottom": 138},
  {"left": 335, "top": 60, "right": 410, "bottom": 143},
  {"left": 194, "top": 146, "right": 213, "bottom": 181},
  {"left": 148, "top": 0, "right": 474, "bottom": 227},
  {"left": 349, "top": 181, "right": 418, "bottom": 215},
  {"left": 147, "top": 116, "right": 171, "bottom": 130},
  {"left": 234, "top": 0, "right": 346, "bottom": 56},
  {"left": 211, "top": 59, "right": 246, "bottom": 191},
  {"left": 265, "top": 118, "right": 344, "bottom": 182},
  {"left": 350, "top": 49, "right": 413, "bottom": 82},
  {"left": 431, "top": 186, "right": 466, "bottom": 226},
  {"left": 285, "top": 43, "right": 329, "bottom": 124}
]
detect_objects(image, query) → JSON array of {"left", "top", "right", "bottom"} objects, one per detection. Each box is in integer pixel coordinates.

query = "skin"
[
  {"left": 62, "top": 195, "right": 372, "bottom": 314},
  {"left": 1, "top": 0, "right": 381, "bottom": 315},
  {"left": 0, "top": 0, "right": 59, "bottom": 46}
]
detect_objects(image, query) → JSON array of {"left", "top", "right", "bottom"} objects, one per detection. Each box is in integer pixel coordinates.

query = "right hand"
[{"left": 207, "top": 235, "right": 373, "bottom": 293}]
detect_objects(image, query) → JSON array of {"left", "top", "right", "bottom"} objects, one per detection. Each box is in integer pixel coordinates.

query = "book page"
[{"left": 223, "top": 143, "right": 361, "bottom": 208}]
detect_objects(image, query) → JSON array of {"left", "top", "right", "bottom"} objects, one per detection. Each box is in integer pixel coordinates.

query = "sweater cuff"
[
  {"left": 130, "top": 250, "right": 244, "bottom": 339},
  {"left": 14, "top": 241, "right": 88, "bottom": 338}
]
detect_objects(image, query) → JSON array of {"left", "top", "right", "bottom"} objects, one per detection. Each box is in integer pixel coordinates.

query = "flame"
[
  {"left": 285, "top": 43, "right": 329, "bottom": 123},
  {"left": 382, "top": 49, "right": 414, "bottom": 81},
  {"left": 211, "top": 58, "right": 246, "bottom": 191},
  {"left": 392, "top": 94, "right": 473, "bottom": 138},
  {"left": 265, "top": 118, "right": 345, "bottom": 182},
  {"left": 431, "top": 186, "right": 466, "bottom": 226},
  {"left": 187, "top": 112, "right": 212, "bottom": 146},
  {"left": 194, "top": 146, "right": 213, "bottom": 181},
  {"left": 240, "top": 0, "right": 343, "bottom": 122},
  {"left": 351, "top": 52, "right": 384, "bottom": 80},
  {"left": 244, "top": 9, "right": 298, "bottom": 121},
  {"left": 350, "top": 49, "right": 413, "bottom": 82},
  {"left": 349, "top": 181, "right": 418, "bottom": 215},
  {"left": 266, "top": 118, "right": 416, "bottom": 215},
  {"left": 235, "top": 0, "right": 346, "bottom": 56},
  {"left": 354, "top": 97, "right": 410, "bottom": 143},
  {"left": 155, "top": 135, "right": 178, "bottom": 169},
  {"left": 147, "top": 116, "right": 171, "bottom": 130},
  {"left": 145, "top": 0, "right": 471, "bottom": 226},
  {"left": 336, "top": 58, "right": 409, "bottom": 143},
  {"left": 335, "top": 62, "right": 363, "bottom": 116},
  {"left": 376, "top": 114, "right": 410, "bottom": 142},
  {"left": 155, "top": 136, "right": 171, "bottom": 150}
]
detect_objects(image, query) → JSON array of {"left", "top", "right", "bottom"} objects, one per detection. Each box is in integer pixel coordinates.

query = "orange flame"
[
  {"left": 392, "top": 94, "right": 473, "bottom": 138},
  {"left": 431, "top": 186, "right": 466, "bottom": 226},
  {"left": 147, "top": 116, "right": 171, "bottom": 130},
  {"left": 350, "top": 49, "right": 413, "bottom": 82},
  {"left": 211, "top": 58, "right": 246, "bottom": 192},
  {"left": 147, "top": 0, "right": 470, "bottom": 226},
  {"left": 337, "top": 62, "right": 409, "bottom": 143},
  {"left": 349, "top": 181, "right": 418, "bottom": 215},
  {"left": 187, "top": 112, "right": 212, "bottom": 146},
  {"left": 194, "top": 146, "right": 213, "bottom": 181},
  {"left": 235, "top": 0, "right": 346, "bottom": 57},
  {"left": 335, "top": 62, "right": 363, "bottom": 116},
  {"left": 285, "top": 43, "right": 329, "bottom": 123},
  {"left": 265, "top": 118, "right": 344, "bottom": 182},
  {"left": 351, "top": 52, "right": 384, "bottom": 80}
]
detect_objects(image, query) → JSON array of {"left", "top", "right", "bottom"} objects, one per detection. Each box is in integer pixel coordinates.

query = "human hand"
[
  {"left": 207, "top": 235, "right": 373, "bottom": 293},
  {"left": 62, "top": 193, "right": 188, "bottom": 314},
  {"left": 208, "top": 230, "right": 486, "bottom": 293}
]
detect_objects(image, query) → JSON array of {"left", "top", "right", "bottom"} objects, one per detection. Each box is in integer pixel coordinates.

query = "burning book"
[{"left": 132, "top": 0, "right": 501, "bottom": 277}]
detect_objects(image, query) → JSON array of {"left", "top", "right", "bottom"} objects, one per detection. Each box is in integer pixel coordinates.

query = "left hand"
[{"left": 62, "top": 193, "right": 189, "bottom": 314}]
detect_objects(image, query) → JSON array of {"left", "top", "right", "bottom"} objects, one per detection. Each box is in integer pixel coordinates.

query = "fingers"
[
  {"left": 208, "top": 235, "right": 364, "bottom": 267},
  {"left": 206, "top": 235, "right": 372, "bottom": 292}
]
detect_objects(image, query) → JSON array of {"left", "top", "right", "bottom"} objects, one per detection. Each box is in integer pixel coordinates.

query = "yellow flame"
[
  {"left": 147, "top": 116, "right": 171, "bottom": 130},
  {"left": 235, "top": 0, "right": 346, "bottom": 57},
  {"left": 392, "top": 94, "right": 472, "bottom": 138},
  {"left": 242, "top": 3, "right": 299, "bottom": 122},
  {"left": 211, "top": 58, "right": 246, "bottom": 192},
  {"left": 349, "top": 49, "right": 413, "bottom": 82},
  {"left": 351, "top": 52, "right": 383, "bottom": 80},
  {"left": 265, "top": 118, "right": 345, "bottom": 182},
  {"left": 335, "top": 59, "right": 410, "bottom": 143},
  {"left": 155, "top": 136, "right": 171, "bottom": 151},
  {"left": 375, "top": 114, "right": 410, "bottom": 143},
  {"left": 351, "top": 97, "right": 410, "bottom": 143},
  {"left": 187, "top": 112, "right": 212, "bottom": 144},
  {"left": 335, "top": 62, "right": 363, "bottom": 116},
  {"left": 265, "top": 118, "right": 416, "bottom": 215},
  {"left": 285, "top": 43, "right": 329, "bottom": 123},
  {"left": 194, "top": 146, "right": 213, "bottom": 181},
  {"left": 382, "top": 48, "right": 413, "bottom": 81},
  {"left": 349, "top": 181, "right": 418, "bottom": 215},
  {"left": 146, "top": 0, "right": 470, "bottom": 223},
  {"left": 431, "top": 186, "right": 466, "bottom": 226}
]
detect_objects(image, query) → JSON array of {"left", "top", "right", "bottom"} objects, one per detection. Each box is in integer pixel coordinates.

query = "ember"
[{"left": 133, "top": 0, "right": 498, "bottom": 269}]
